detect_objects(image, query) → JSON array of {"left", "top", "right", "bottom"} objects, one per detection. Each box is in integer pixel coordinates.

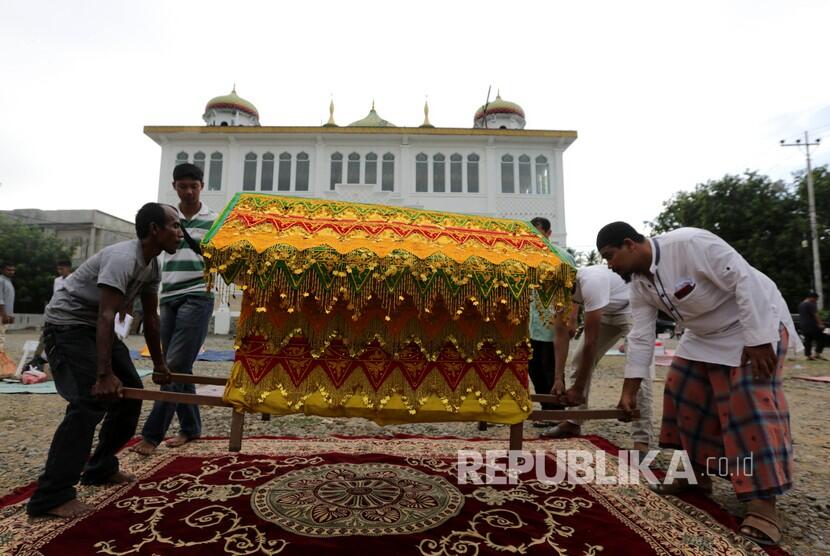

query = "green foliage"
[
  {"left": 0, "top": 217, "right": 73, "bottom": 313},
  {"left": 651, "top": 170, "right": 823, "bottom": 309}
]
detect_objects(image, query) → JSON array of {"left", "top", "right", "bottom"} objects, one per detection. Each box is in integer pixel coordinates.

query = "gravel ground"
[{"left": 1, "top": 329, "right": 828, "bottom": 555}]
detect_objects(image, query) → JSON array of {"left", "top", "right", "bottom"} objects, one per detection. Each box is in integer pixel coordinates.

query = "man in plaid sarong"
[{"left": 595, "top": 222, "right": 798, "bottom": 547}]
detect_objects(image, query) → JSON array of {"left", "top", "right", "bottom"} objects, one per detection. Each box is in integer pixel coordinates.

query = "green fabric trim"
[{"left": 202, "top": 192, "right": 240, "bottom": 244}]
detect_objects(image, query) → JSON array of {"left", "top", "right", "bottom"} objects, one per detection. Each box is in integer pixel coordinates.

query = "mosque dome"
[
  {"left": 202, "top": 86, "right": 260, "bottom": 126},
  {"left": 348, "top": 102, "right": 396, "bottom": 127},
  {"left": 205, "top": 87, "right": 259, "bottom": 118},
  {"left": 473, "top": 91, "right": 526, "bottom": 130},
  {"left": 474, "top": 93, "right": 525, "bottom": 121}
]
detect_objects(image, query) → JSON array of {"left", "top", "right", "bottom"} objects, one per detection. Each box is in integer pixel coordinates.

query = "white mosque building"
[{"left": 145, "top": 88, "right": 577, "bottom": 246}]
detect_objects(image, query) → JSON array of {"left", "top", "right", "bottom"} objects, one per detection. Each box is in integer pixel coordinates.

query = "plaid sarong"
[{"left": 659, "top": 327, "right": 793, "bottom": 501}]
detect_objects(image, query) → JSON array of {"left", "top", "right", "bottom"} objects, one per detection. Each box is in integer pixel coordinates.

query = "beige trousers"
[{"left": 566, "top": 313, "right": 653, "bottom": 446}]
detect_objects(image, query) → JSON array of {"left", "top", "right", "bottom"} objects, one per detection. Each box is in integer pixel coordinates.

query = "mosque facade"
[{"left": 145, "top": 88, "right": 576, "bottom": 245}]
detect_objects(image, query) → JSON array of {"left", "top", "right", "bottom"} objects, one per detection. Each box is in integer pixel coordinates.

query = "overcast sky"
[{"left": 2, "top": 0, "right": 829, "bottom": 252}]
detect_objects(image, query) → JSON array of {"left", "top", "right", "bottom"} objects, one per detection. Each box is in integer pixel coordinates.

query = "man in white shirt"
[
  {"left": 543, "top": 265, "right": 652, "bottom": 452},
  {"left": 596, "top": 221, "right": 796, "bottom": 547}
]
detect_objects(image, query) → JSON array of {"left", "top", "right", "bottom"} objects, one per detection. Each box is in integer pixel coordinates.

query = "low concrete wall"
[{"left": 7, "top": 314, "right": 43, "bottom": 331}]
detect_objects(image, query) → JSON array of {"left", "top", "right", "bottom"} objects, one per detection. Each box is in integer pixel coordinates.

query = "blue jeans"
[
  {"left": 27, "top": 324, "right": 143, "bottom": 516},
  {"left": 140, "top": 295, "right": 213, "bottom": 445}
]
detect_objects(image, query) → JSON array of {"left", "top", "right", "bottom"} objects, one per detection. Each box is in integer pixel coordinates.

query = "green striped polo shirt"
[{"left": 160, "top": 202, "right": 217, "bottom": 304}]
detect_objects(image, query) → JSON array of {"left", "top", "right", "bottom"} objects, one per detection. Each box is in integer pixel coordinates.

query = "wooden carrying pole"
[
  {"left": 528, "top": 394, "right": 640, "bottom": 421},
  {"left": 122, "top": 381, "right": 640, "bottom": 452},
  {"left": 159, "top": 373, "right": 227, "bottom": 386}
]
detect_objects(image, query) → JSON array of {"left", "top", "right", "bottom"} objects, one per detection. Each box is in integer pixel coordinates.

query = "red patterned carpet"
[{"left": 0, "top": 435, "right": 787, "bottom": 555}]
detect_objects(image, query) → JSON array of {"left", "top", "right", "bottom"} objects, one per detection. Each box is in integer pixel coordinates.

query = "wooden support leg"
[
  {"left": 261, "top": 414, "right": 271, "bottom": 422},
  {"left": 509, "top": 422, "right": 523, "bottom": 451},
  {"left": 477, "top": 421, "right": 488, "bottom": 431},
  {"left": 229, "top": 411, "right": 245, "bottom": 452}
]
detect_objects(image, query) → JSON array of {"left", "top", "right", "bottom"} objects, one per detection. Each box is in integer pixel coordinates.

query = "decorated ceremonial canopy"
[{"left": 203, "top": 193, "right": 575, "bottom": 424}]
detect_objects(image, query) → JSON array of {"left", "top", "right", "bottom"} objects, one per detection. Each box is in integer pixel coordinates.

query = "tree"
[
  {"left": 650, "top": 171, "right": 811, "bottom": 308},
  {"left": 569, "top": 249, "right": 602, "bottom": 268},
  {"left": 0, "top": 217, "right": 73, "bottom": 313}
]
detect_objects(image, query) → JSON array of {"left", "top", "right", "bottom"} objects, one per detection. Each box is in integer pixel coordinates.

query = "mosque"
[{"left": 145, "top": 88, "right": 577, "bottom": 246}]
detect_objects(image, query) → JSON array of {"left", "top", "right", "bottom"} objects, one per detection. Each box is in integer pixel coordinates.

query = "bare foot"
[
  {"left": 80, "top": 469, "right": 136, "bottom": 486},
  {"left": 165, "top": 434, "right": 195, "bottom": 448},
  {"left": 130, "top": 439, "right": 156, "bottom": 456},
  {"left": 45, "top": 498, "right": 93, "bottom": 518}
]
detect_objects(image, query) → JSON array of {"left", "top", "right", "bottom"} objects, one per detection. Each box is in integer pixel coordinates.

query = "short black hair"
[
  {"left": 807, "top": 291, "right": 819, "bottom": 299},
  {"left": 173, "top": 162, "right": 204, "bottom": 182},
  {"left": 596, "top": 221, "right": 646, "bottom": 251},
  {"left": 1, "top": 262, "right": 14, "bottom": 269},
  {"left": 56, "top": 260, "right": 72, "bottom": 267},
  {"left": 135, "top": 203, "right": 169, "bottom": 239},
  {"left": 531, "top": 217, "right": 551, "bottom": 233}
]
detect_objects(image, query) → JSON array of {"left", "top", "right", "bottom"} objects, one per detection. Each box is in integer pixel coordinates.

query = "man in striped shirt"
[{"left": 133, "top": 163, "right": 217, "bottom": 456}]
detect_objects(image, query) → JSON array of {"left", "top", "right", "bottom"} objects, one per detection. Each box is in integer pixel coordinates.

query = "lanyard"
[{"left": 650, "top": 239, "right": 684, "bottom": 322}]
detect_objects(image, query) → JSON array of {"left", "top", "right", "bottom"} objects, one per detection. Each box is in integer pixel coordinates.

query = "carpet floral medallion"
[
  {"left": 0, "top": 436, "right": 787, "bottom": 556},
  {"left": 251, "top": 462, "right": 463, "bottom": 536}
]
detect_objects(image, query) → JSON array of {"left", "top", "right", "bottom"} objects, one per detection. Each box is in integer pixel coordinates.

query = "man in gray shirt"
[{"left": 26, "top": 203, "right": 181, "bottom": 518}]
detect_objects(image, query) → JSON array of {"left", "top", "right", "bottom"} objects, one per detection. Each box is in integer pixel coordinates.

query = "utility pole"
[{"left": 781, "top": 132, "right": 823, "bottom": 309}]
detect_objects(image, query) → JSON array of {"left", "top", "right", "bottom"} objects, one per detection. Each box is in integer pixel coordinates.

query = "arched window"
[
  {"left": 433, "top": 154, "right": 445, "bottom": 193},
  {"left": 518, "top": 155, "right": 531, "bottom": 194},
  {"left": 193, "top": 151, "right": 206, "bottom": 173},
  {"left": 501, "top": 154, "right": 514, "bottom": 193},
  {"left": 261, "top": 153, "right": 275, "bottom": 191},
  {"left": 365, "top": 153, "right": 377, "bottom": 185},
  {"left": 347, "top": 153, "right": 361, "bottom": 184},
  {"left": 535, "top": 155, "right": 550, "bottom": 194},
  {"left": 278, "top": 152, "right": 292, "bottom": 191},
  {"left": 330, "top": 152, "right": 343, "bottom": 190},
  {"left": 467, "top": 154, "right": 480, "bottom": 193},
  {"left": 450, "top": 154, "right": 463, "bottom": 193},
  {"left": 208, "top": 152, "right": 223, "bottom": 191},
  {"left": 175, "top": 151, "right": 189, "bottom": 168},
  {"left": 382, "top": 153, "right": 395, "bottom": 192},
  {"left": 415, "top": 153, "right": 428, "bottom": 192},
  {"left": 296, "top": 152, "right": 310, "bottom": 191},
  {"left": 243, "top": 152, "right": 258, "bottom": 191}
]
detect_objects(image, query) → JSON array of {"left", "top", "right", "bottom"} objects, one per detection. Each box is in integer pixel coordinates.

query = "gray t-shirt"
[
  {"left": 46, "top": 239, "right": 160, "bottom": 327},
  {"left": 0, "top": 275, "right": 14, "bottom": 316}
]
